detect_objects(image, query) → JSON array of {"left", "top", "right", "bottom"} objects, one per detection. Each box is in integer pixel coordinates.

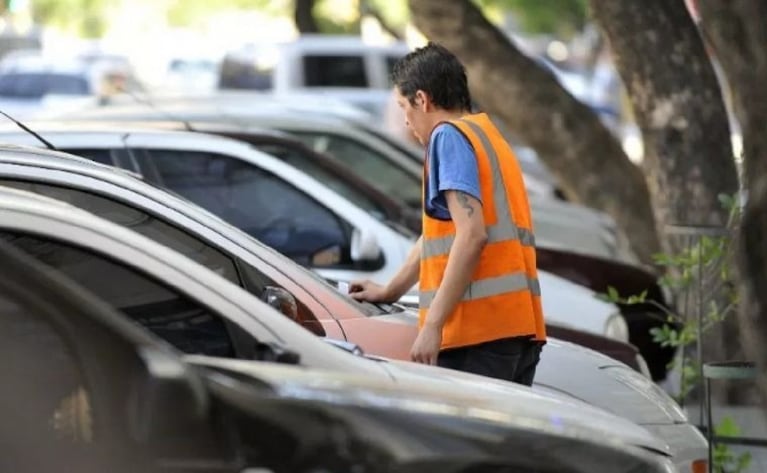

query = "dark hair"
[{"left": 391, "top": 42, "right": 472, "bottom": 112}]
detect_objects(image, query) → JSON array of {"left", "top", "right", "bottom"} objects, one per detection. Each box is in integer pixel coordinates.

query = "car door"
[{"left": 0, "top": 176, "right": 336, "bottom": 338}]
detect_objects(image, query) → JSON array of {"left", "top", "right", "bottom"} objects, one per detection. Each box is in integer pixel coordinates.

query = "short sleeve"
[{"left": 425, "top": 124, "right": 482, "bottom": 219}]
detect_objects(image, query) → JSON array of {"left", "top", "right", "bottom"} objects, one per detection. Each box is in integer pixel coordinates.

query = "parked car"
[
  {"left": 0, "top": 52, "right": 143, "bottom": 119},
  {"left": 0, "top": 184, "right": 683, "bottom": 472},
  {"left": 63, "top": 100, "right": 676, "bottom": 380},
  {"left": 0, "top": 146, "right": 706, "bottom": 472},
  {"left": 2, "top": 239, "right": 677, "bottom": 473},
  {"left": 0, "top": 124, "right": 629, "bottom": 343},
  {"left": 219, "top": 36, "right": 408, "bottom": 91}
]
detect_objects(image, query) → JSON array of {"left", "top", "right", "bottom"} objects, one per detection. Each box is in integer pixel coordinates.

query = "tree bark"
[
  {"left": 697, "top": 0, "right": 767, "bottom": 191},
  {"left": 738, "top": 170, "right": 767, "bottom": 411},
  {"left": 590, "top": 0, "right": 741, "bottom": 403},
  {"left": 408, "top": 0, "right": 661, "bottom": 266},
  {"left": 696, "top": 0, "right": 767, "bottom": 410},
  {"left": 589, "top": 0, "right": 739, "bottom": 239},
  {"left": 294, "top": 0, "right": 319, "bottom": 34}
]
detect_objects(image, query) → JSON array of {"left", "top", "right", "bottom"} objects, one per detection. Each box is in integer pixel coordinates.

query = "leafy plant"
[
  {"left": 713, "top": 417, "right": 752, "bottom": 473},
  {"left": 602, "top": 193, "right": 750, "bottom": 472}
]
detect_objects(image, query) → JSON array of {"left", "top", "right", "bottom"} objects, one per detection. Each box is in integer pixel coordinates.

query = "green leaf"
[
  {"left": 715, "top": 416, "right": 741, "bottom": 437},
  {"left": 606, "top": 286, "right": 620, "bottom": 302}
]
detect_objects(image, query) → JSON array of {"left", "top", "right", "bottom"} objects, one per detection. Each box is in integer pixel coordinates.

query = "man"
[{"left": 349, "top": 43, "right": 545, "bottom": 385}]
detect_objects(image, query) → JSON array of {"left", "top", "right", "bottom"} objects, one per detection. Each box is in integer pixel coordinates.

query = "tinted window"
[
  {"left": 255, "top": 142, "right": 386, "bottom": 218},
  {"left": 0, "top": 73, "right": 89, "bottom": 98},
  {"left": 0, "top": 180, "right": 241, "bottom": 285},
  {"left": 0, "top": 291, "right": 94, "bottom": 470},
  {"left": 303, "top": 55, "right": 367, "bottom": 87},
  {"left": 385, "top": 55, "right": 401, "bottom": 87},
  {"left": 292, "top": 132, "right": 422, "bottom": 207},
  {"left": 139, "top": 150, "right": 350, "bottom": 266},
  {"left": 1, "top": 231, "right": 237, "bottom": 357}
]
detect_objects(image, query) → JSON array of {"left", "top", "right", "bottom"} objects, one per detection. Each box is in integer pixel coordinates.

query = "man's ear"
[{"left": 414, "top": 90, "right": 430, "bottom": 112}]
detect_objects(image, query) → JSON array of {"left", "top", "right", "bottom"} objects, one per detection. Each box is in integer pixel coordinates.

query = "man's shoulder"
[{"left": 430, "top": 122, "right": 472, "bottom": 150}]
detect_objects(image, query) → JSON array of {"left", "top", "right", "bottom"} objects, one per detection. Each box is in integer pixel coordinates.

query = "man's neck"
[{"left": 428, "top": 108, "right": 471, "bottom": 135}]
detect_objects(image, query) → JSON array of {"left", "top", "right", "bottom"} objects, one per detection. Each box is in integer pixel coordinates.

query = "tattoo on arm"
[{"left": 457, "top": 192, "right": 475, "bottom": 217}]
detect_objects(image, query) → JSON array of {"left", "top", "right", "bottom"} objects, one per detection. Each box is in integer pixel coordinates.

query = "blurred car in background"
[{"left": 0, "top": 52, "right": 143, "bottom": 119}]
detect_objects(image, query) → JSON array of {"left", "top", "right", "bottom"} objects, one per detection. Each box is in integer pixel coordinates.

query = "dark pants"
[{"left": 437, "top": 336, "right": 543, "bottom": 386}]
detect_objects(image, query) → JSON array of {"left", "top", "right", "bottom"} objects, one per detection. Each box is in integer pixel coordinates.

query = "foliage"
[
  {"left": 713, "top": 417, "right": 752, "bottom": 473},
  {"left": 165, "top": 0, "right": 278, "bottom": 27},
  {"left": 602, "top": 193, "right": 748, "bottom": 472},
  {"left": 30, "top": 0, "right": 119, "bottom": 37},
  {"left": 474, "top": 0, "right": 588, "bottom": 37}
]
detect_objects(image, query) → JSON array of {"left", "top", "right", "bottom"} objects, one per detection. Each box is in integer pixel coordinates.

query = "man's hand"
[
  {"left": 410, "top": 323, "right": 442, "bottom": 365},
  {"left": 349, "top": 280, "right": 391, "bottom": 302}
]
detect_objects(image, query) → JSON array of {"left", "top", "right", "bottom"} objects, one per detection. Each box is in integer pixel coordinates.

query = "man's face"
[{"left": 395, "top": 87, "right": 429, "bottom": 146}]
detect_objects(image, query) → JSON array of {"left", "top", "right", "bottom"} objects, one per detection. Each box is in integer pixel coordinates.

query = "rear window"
[
  {"left": 0, "top": 73, "right": 90, "bottom": 98},
  {"left": 303, "top": 55, "right": 367, "bottom": 87}
]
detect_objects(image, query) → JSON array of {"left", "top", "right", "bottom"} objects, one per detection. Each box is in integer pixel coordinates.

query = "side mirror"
[
  {"left": 350, "top": 228, "right": 381, "bottom": 262},
  {"left": 132, "top": 347, "right": 209, "bottom": 443},
  {"left": 261, "top": 286, "right": 299, "bottom": 322}
]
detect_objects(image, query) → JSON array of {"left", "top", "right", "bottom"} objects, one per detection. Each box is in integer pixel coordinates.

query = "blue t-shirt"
[{"left": 425, "top": 123, "right": 482, "bottom": 220}]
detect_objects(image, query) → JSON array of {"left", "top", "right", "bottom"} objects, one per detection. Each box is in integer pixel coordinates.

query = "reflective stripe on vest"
[
  {"left": 420, "top": 119, "right": 536, "bottom": 261},
  {"left": 419, "top": 272, "right": 542, "bottom": 309}
]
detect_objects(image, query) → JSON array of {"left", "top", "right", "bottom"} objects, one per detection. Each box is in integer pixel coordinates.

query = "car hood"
[
  {"left": 368, "top": 312, "right": 686, "bottom": 426},
  {"left": 534, "top": 339, "right": 688, "bottom": 425},
  {"left": 187, "top": 355, "right": 670, "bottom": 457}
]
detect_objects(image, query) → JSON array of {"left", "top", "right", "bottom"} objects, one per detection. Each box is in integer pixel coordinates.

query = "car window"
[
  {"left": 1, "top": 231, "right": 239, "bottom": 358},
  {"left": 255, "top": 142, "right": 386, "bottom": 218},
  {"left": 385, "top": 55, "right": 401, "bottom": 87},
  {"left": 0, "top": 179, "right": 242, "bottom": 285},
  {"left": 138, "top": 149, "right": 351, "bottom": 267},
  {"left": 0, "top": 72, "right": 89, "bottom": 98},
  {"left": 291, "top": 132, "right": 422, "bottom": 207},
  {"left": 0, "top": 290, "right": 95, "bottom": 470},
  {"left": 303, "top": 55, "right": 368, "bottom": 87}
]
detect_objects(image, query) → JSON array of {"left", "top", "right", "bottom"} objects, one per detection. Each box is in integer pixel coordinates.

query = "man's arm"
[
  {"left": 349, "top": 236, "right": 421, "bottom": 302},
  {"left": 411, "top": 191, "right": 487, "bottom": 363},
  {"left": 384, "top": 235, "right": 422, "bottom": 299}
]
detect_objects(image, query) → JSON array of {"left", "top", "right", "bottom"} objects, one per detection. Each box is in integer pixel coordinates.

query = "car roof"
[{"left": 99, "top": 91, "right": 373, "bottom": 120}]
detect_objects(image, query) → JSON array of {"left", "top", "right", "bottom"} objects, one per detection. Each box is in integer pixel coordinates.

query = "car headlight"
[{"left": 604, "top": 313, "right": 630, "bottom": 342}]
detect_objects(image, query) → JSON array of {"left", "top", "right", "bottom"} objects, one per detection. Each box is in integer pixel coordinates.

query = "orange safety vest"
[{"left": 419, "top": 112, "right": 546, "bottom": 350}]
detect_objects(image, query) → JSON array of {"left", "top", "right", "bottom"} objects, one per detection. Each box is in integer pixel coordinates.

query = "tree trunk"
[
  {"left": 589, "top": 0, "right": 739, "bottom": 241},
  {"left": 738, "top": 166, "right": 767, "bottom": 412},
  {"left": 590, "top": 0, "right": 741, "bottom": 403},
  {"left": 294, "top": 0, "right": 319, "bottom": 34},
  {"left": 408, "top": 0, "right": 661, "bottom": 266},
  {"left": 696, "top": 0, "right": 767, "bottom": 410},
  {"left": 697, "top": 0, "right": 767, "bottom": 191}
]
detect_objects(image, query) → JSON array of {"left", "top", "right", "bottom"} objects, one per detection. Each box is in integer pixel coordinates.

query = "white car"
[
  {"left": 65, "top": 98, "right": 634, "bottom": 260},
  {"left": 0, "top": 184, "right": 680, "bottom": 472},
  {"left": 0, "top": 125, "right": 628, "bottom": 342}
]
